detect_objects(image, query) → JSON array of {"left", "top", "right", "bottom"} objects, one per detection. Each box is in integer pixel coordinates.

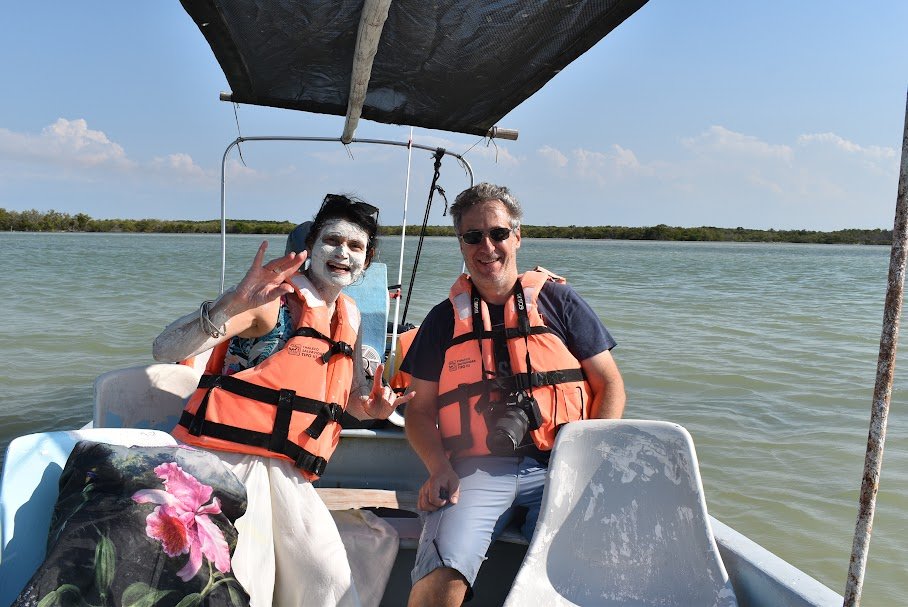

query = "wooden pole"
[
  {"left": 843, "top": 90, "right": 908, "bottom": 605},
  {"left": 342, "top": 0, "right": 392, "bottom": 144}
]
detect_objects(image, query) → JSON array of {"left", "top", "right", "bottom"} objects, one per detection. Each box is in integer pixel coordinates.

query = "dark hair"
[
  {"left": 449, "top": 183, "right": 522, "bottom": 232},
  {"left": 305, "top": 194, "right": 379, "bottom": 267}
]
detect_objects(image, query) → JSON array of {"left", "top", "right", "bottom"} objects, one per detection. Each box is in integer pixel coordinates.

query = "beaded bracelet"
[{"left": 199, "top": 300, "right": 227, "bottom": 339}]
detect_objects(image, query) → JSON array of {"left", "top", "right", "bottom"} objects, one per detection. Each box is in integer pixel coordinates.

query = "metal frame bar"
[{"left": 217, "top": 135, "right": 475, "bottom": 292}]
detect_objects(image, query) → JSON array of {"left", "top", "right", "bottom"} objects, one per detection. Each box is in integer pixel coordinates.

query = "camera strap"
[{"left": 512, "top": 280, "right": 535, "bottom": 398}]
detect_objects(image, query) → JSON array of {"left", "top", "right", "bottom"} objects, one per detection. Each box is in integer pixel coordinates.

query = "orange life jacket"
[
  {"left": 437, "top": 270, "right": 591, "bottom": 458},
  {"left": 172, "top": 275, "right": 360, "bottom": 480},
  {"left": 387, "top": 327, "right": 418, "bottom": 394}
]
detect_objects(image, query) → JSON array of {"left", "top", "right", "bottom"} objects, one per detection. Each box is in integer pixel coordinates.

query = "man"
[{"left": 402, "top": 183, "right": 625, "bottom": 605}]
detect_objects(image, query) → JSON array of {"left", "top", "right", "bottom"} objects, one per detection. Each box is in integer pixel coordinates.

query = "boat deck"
[{"left": 315, "top": 487, "right": 529, "bottom": 548}]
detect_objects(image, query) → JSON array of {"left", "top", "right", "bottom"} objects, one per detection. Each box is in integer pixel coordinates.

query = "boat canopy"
[{"left": 179, "top": 0, "right": 648, "bottom": 138}]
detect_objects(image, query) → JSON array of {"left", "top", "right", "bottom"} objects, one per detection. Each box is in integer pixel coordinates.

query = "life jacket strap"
[
  {"left": 192, "top": 374, "right": 341, "bottom": 435},
  {"left": 447, "top": 326, "right": 554, "bottom": 349},
  {"left": 437, "top": 368, "right": 585, "bottom": 454},
  {"left": 513, "top": 368, "right": 585, "bottom": 391},
  {"left": 292, "top": 327, "right": 354, "bottom": 363},
  {"left": 181, "top": 373, "right": 345, "bottom": 475},
  {"left": 437, "top": 368, "right": 586, "bottom": 408},
  {"left": 438, "top": 383, "right": 476, "bottom": 452},
  {"left": 178, "top": 411, "right": 329, "bottom": 476}
]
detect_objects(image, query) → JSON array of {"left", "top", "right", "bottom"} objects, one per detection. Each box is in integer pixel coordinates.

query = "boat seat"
[
  {"left": 93, "top": 363, "right": 201, "bottom": 431},
  {"left": 0, "top": 429, "right": 178, "bottom": 605},
  {"left": 504, "top": 420, "right": 738, "bottom": 607},
  {"left": 344, "top": 261, "right": 389, "bottom": 365}
]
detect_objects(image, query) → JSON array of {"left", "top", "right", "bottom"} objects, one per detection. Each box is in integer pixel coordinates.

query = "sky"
[{"left": 1, "top": 1, "right": 907, "bottom": 231}]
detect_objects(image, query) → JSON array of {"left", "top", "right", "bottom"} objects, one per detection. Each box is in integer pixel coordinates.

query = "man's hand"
[{"left": 417, "top": 464, "right": 460, "bottom": 512}]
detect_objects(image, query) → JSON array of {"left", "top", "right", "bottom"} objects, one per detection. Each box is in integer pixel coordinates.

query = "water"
[{"left": 1, "top": 232, "right": 905, "bottom": 604}]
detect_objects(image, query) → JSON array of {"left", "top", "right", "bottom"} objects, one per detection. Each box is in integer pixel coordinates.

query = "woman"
[{"left": 153, "top": 194, "right": 414, "bottom": 606}]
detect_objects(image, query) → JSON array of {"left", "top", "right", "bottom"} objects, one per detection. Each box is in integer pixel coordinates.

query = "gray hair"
[{"left": 449, "top": 183, "right": 522, "bottom": 232}]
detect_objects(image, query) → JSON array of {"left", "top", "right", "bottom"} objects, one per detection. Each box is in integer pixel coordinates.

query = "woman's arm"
[{"left": 152, "top": 241, "right": 306, "bottom": 362}]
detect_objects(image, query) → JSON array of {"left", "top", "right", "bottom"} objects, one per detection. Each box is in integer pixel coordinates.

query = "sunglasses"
[
  {"left": 320, "top": 194, "right": 379, "bottom": 221},
  {"left": 459, "top": 227, "right": 513, "bottom": 245}
]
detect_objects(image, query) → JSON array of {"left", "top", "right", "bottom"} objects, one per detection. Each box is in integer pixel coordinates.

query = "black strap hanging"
[
  {"left": 401, "top": 148, "right": 448, "bottom": 327},
  {"left": 512, "top": 279, "right": 535, "bottom": 398}
]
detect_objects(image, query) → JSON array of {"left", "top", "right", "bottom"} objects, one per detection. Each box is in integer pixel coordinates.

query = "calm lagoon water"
[{"left": 1, "top": 232, "right": 905, "bottom": 604}]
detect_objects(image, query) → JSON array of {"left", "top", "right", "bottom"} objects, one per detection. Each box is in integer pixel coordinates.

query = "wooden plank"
[
  {"left": 315, "top": 487, "right": 418, "bottom": 512},
  {"left": 315, "top": 487, "right": 528, "bottom": 545}
]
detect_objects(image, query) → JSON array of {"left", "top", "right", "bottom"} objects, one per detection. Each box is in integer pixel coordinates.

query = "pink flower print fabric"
[
  {"left": 133, "top": 462, "right": 232, "bottom": 581},
  {"left": 12, "top": 442, "right": 250, "bottom": 607}
]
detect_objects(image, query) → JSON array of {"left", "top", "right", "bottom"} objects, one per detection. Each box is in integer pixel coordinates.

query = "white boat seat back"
[
  {"left": 0, "top": 429, "right": 177, "bottom": 605},
  {"left": 93, "top": 363, "right": 202, "bottom": 431},
  {"left": 504, "top": 419, "right": 737, "bottom": 607}
]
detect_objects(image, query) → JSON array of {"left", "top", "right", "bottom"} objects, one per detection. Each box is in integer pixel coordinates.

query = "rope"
[{"left": 401, "top": 148, "right": 448, "bottom": 326}]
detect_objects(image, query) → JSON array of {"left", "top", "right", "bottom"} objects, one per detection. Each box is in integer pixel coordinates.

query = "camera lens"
[{"left": 486, "top": 406, "right": 530, "bottom": 454}]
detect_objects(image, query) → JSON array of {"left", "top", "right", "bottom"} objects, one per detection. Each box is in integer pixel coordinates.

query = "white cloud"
[
  {"left": 538, "top": 145, "right": 568, "bottom": 168},
  {"left": 682, "top": 125, "right": 793, "bottom": 164},
  {"left": 0, "top": 118, "right": 134, "bottom": 169},
  {"left": 151, "top": 152, "right": 207, "bottom": 179},
  {"left": 224, "top": 157, "right": 265, "bottom": 180},
  {"left": 797, "top": 132, "right": 898, "bottom": 177},
  {"left": 517, "top": 125, "right": 898, "bottom": 230},
  {"left": 665, "top": 126, "right": 897, "bottom": 228},
  {"left": 0, "top": 119, "right": 224, "bottom": 189},
  {"left": 797, "top": 132, "right": 896, "bottom": 159},
  {"left": 535, "top": 143, "right": 653, "bottom": 185}
]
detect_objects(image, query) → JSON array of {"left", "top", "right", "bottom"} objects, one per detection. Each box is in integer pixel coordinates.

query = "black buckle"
[
  {"left": 320, "top": 341, "right": 354, "bottom": 363},
  {"left": 295, "top": 451, "right": 328, "bottom": 476},
  {"left": 305, "top": 402, "right": 342, "bottom": 438}
]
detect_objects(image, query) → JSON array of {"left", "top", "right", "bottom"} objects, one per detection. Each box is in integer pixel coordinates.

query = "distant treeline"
[
  {"left": 1, "top": 208, "right": 893, "bottom": 245},
  {"left": 0, "top": 208, "right": 296, "bottom": 235}
]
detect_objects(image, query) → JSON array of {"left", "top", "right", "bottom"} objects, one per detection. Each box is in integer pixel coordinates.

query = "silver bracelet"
[{"left": 199, "top": 300, "right": 227, "bottom": 339}]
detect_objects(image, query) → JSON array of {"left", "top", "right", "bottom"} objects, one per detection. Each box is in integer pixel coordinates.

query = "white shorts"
[{"left": 411, "top": 456, "right": 547, "bottom": 591}]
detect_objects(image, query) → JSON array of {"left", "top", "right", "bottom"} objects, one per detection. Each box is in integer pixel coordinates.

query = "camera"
[{"left": 485, "top": 391, "right": 543, "bottom": 455}]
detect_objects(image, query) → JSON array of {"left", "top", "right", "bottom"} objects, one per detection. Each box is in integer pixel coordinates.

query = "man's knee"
[{"left": 408, "top": 567, "right": 469, "bottom": 607}]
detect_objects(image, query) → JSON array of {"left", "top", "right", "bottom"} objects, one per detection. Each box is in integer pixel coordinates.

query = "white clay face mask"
[{"left": 308, "top": 219, "right": 369, "bottom": 288}]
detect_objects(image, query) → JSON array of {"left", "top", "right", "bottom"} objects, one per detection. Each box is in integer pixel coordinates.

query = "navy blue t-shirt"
[{"left": 400, "top": 280, "right": 616, "bottom": 382}]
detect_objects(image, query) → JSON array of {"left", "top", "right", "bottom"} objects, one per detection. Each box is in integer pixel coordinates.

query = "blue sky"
[{"left": 1, "top": 1, "right": 906, "bottom": 230}]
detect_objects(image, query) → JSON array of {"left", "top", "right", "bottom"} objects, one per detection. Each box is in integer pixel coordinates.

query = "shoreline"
[{"left": 0, "top": 210, "right": 893, "bottom": 245}]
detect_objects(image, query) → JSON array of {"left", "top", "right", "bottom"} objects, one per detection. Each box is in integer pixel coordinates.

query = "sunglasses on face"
[
  {"left": 320, "top": 194, "right": 380, "bottom": 221},
  {"left": 458, "top": 227, "right": 513, "bottom": 245}
]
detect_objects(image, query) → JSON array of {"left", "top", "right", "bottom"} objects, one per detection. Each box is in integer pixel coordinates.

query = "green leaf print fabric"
[{"left": 13, "top": 441, "right": 250, "bottom": 607}]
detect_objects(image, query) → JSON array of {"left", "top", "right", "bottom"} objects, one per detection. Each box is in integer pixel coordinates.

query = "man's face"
[{"left": 457, "top": 199, "right": 521, "bottom": 299}]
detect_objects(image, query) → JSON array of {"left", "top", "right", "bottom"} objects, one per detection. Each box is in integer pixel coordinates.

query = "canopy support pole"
[
  {"left": 843, "top": 89, "right": 908, "bottom": 606},
  {"left": 342, "top": 0, "right": 392, "bottom": 144}
]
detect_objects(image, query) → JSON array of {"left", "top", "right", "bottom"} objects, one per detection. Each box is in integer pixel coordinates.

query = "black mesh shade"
[{"left": 180, "top": 0, "right": 648, "bottom": 136}]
